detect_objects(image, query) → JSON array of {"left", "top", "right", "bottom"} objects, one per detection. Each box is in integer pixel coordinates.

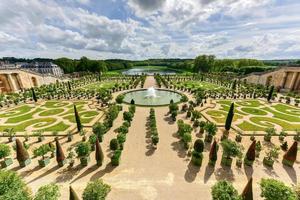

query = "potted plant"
[
  {"left": 191, "top": 139, "right": 204, "bottom": 166},
  {"left": 16, "top": 139, "right": 31, "bottom": 167},
  {"left": 236, "top": 152, "right": 243, "bottom": 168},
  {"left": 55, "top": 138, "right": 66, "bottom": 167},
  {"left": 49, "top": 142, "right": 55, "bottom": 158},
  {"left": 221, "top": 139, "right": 241, "bottom": 167},
  {"left": 111, "top": 149, "right": 122, "bottom": 166},
  {"left": 89, "top": 134, "right": 97, "bottom": 151},
  {"left": 3, "top": 128, "right": 16, "bottom": 142},
  {"left": 33, "top": 144, "right": 51, "bottom": 167},
  {"left": 75, "top": 142, "right": 91, "bottom": 167},
  {"left": 264, "top": 128, "right": 276, "bottom": 142},
  {"left": 244, "top": 140, "right": 256, "bottom": 166},
  {"left": 93, "top": 122, "right": 107, "bottom": 142},
  {"left": 204, "top": 122, "right": 217, "bottom": 143},
  {"left": 278, "top": 131, "right": 287, "bottom": 142},
  {"left": 255, "top": 141, "right": 262, "bottom": 158},
  {"left": 33, "top": 131, "right": 45, "bottom": 142},
  {"left": 67, "top": 147, "right": 75, "bottom": 167},
  {"left": 263, "top": 146, "right": 280, "bottom": 167},
  {"left": 199, "top": 121, "right": 206, "bottom": 134},
  {"left": 67, "top": 131, "right": 73, "bottom": 142},
  {"left": 208, "top": 140, "right": 219, "bottom": 167},
  {"left": 0, "top": 143, "right": 13, "bottom": 168},
  {"left": 79, "top": 130, "right": 87, "bottom": 142},
  {"left": 235, "top": 134, "right": 242, "bottom": 143}
]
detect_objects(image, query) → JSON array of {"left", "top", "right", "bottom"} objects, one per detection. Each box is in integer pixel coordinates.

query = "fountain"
[{"left": 145, "top": 87, "right": 157, "bottom": 98}]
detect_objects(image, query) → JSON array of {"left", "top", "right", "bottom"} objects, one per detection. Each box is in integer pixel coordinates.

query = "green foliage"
[
  {"left": 75, "top": 142, "right": 91, "bottom": 157},
  {"left": 0, "top": 170, "right": 32, "bottom": 200},
  {"left": 82, "top": 180, "right": 111, "bottom": 200},
  {"left": 110, "top": 139, "right": 119, "bottom": 150},
  {"left": 193, "top": 139, "right": 204, "bottom": 153},
  {"left": 33, "top": 144, "right": 51, "bottom": 159},
  {"left": 194, "top": 55, "right": 215, "bottom": 72},
  {"left": 34, "top": 183, "right": 60, "bottom": 200},
  {"left": 260, "top": 178, "right": 296, "bottom": 200},
  {"left": 204, "top": 122, "right": 218, "bottom": 136},
  {"left": 73, "top": 105, "right": 82, "bottom": 132},
  {"left": 115, "top": 95, "right": 124, "bottom": 104},
  {"left": 123, "top": 111, "right": 133, "bottom": 122},
  {"left": 225, "top": 103, "right": 234, "bottom": 131},
  {"left": 221, "top": 139, "right": 241, "bottom": 158},
  {"left": 211, "top": 180, "right": 242, "bottom": 200},
  {"left": 111, "top": 149, "right": 122, "bottom": 166},
  {"left": 0, "top": 144, "right": 11, "bottom": 159},
  {"left": 93, "top": 122, "right": 108, "bottom": 141}
]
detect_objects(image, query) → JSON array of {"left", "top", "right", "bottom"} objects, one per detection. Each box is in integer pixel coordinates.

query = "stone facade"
[
  {"left": 0, "top": 68, "right": 62, "bottom": 93},
  {"left": 242, "top": 66, "right": 300, "bottom": 92},
  {"left": 21, "top": 62, "right": 64, "bottom": 77}
]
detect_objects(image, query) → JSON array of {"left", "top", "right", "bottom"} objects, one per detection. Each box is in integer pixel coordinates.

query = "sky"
[{"left": 0, "top": 0, "right": 300, "bottom": 60}]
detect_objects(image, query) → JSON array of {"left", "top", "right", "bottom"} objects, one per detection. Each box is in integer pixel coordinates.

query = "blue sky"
[{"left": 0, "top": 0, "right": 300, "bottom": 60}]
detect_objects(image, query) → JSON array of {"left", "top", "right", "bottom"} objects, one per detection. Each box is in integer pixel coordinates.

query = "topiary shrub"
[
  {"left": 110, "top": 139, "right": 119, "bottom": 151},
  {"left": 82, "top": 180, "right": 111, "bottom": 200},
  {"left": 211, "top": 180, "right": 241, "bottom": 200},
  {"left": 111, "top": 149, "right": 122, "bottom": 166}
]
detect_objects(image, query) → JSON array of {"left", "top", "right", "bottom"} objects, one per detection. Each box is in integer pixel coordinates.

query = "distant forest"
[{"left": 1, "top": 56, "right": 299, "bottom": 75}]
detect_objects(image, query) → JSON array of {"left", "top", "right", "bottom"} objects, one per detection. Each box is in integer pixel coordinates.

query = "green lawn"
[
  {"left": 0, "top": 105, "right": 34, "bottom": 118},
  {"left": 240, "top": 107, "right": 268, "bottom": 116},
  {"left": 5, "top": 108, "right": 44, "bottom": 123},
  {"left": 39, "top": 108, "right": 65, "bottom": 116}
]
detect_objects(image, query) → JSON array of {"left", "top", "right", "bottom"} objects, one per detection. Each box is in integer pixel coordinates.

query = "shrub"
[
  {"left": 34, "top": 183, "right": 60, "bottom": 200},
  {"left": 82, "top": 180, "right": 111, "bottom": 200},
  {"left": 117, "top": 133, "right": 126, "bottom": 144},
  {"left": 221, "top": 139, "right": 241, "bottom": 159},
  {"left": 0, "top": 170, "right": 31, "bottom": 200},
  {"left": 0, "top": 143, "right": 11, "bottom": 160},
  {"left": 115, "top": 95, "right": 124, "bottom": 104},
  {"left": 123, "top": 111, "right": 133, "bottom": 122},
  {"left": 75, "top": 142, "right": 91, "bottom": 157},
  {"left": 111, "top": 150, "right": 122, "bottom": 166},
  {"left": 193, "top": 139, "right": 204, "bottom": 153},
  {"left": 211, "top": 180, "right": 241, "bottom": 200},
  {"left": 110, "top": 139, "right": 119, "bottom": 150},
  {"left": 260, "top": 178, "right": 296, "bottom": 200}
]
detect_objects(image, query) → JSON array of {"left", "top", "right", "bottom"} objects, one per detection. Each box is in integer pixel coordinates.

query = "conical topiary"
[
  {"left": 209, "top": 140, "right": 218, "bottom": 166},
  {"left": 55, "top": 138, "right": 66, "bottom": 167},
  {"left": 74, "top": 105, "right": 82, "bottom": 132},
  {"left": 283, "top": 141, "right": 298, "bottom": 167},
  {"left": 69, "top": 185, "right": 80, "bottom": 200},
  {"left": 31, "top": 87, "right": 37, "bottom": 102},
  {"left": 241, "top": 177, "right": 253, "bottom": 200},
  {"left": 95, "top": 138, "right": 104, "bottom": 166},
  {"left": 16, "top": 139, "right": 31, "bottom": 167},
  {"left": 224, "top": 103, "right": 234, "bottom": 133},
  {"left": 244, "top": 140, "right": 256, "bottom": 166}
]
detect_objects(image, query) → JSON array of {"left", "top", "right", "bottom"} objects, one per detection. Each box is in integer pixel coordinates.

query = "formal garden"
[{"left": 0, "top": 71, "right": 299, "bottom": 200}]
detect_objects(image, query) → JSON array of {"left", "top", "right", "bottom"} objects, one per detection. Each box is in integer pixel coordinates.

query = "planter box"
[
  {"left": 236, "top": 160, "right": 242, "bottom": 168},
  {"left": 67, "top": 135, "right": 73, "bottom": 142},
  {"left": 58, "top": 159, "right": 67, "bottom": 167},
  {"left": 1, "top": 158, "right": 13, "bottom": 168},
  {"left": 282, "top": 158, "right": 294, "bottom": 167},
  {"left": 263, "top": 157, "right": 274, "bottom": 167},
  {"left": 80, "top": 156, "right": 90, "bottom": 167},
  {"left": 19, "top": 159, "right": 31, "bottom": 167},
  {"left": 244, "top": 158, "right": 254, "bottom": 166},
  {"left": 38, "top": 158, "right": 50, "bottom": 167},
  {"left": 204, "top": 135, "right": 212, "bottom": 143},
  {"left": 221, "top": 156, "right": 232, "bottom": 167},
  {"left": 191, "top": 156, "right": 203, "bottom": 167}
]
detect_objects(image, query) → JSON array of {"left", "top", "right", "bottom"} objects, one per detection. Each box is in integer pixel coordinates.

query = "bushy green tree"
[
  {"left": 260, "top": 178, "right": 296, "bottom": 200},
  {"left": 82, "top": 180, "right": 111, "bottom": 200},
  {"left": 211, "top": 180, "right": 242, "bottom": 200},
  {"left": 0, "top": 170, "right": 31, "bottom": 200},
  {"left": 34, "top": 183, "right": 60, "bottom": 200}
]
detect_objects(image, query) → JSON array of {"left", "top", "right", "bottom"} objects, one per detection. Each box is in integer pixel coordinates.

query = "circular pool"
[{"left": 122, "top": 89, "right": 183, "bottom": 106}]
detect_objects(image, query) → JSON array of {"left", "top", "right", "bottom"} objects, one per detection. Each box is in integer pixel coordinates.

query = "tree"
[
  {"left": 55, "top": 138, "right": 66, "bottom": 167},
  {"left": 0, "top": 143, "right": 11, "bottom": 160},
  {"left": 0, "top": 170, "right": 32, "bottom": 200},
  {"left": 260, "top": 178, "right": 296, "bottom": 200},
  {"left": 221, "top": 139, "right": 241, "bottom": 167},
  {"left": 69, "top": 186, "right": 80, "bottom": 200},
  {"left": 209, "top": 140, "right": 218, "bottom": 166},
  {"left": 225, "top": 103, "right": 234, "bottom": 133},
  {"left": 31, "top": 87, "right": 37, "bottom": 102},
  {"left": 282, "top": 141, "right": 298, "bottom": 167},
  {"left": 267, "top": 86, "right": 274, "bottom": 102},
  {"left": 93, "top": 122, "right": 107, "bottom": 142},
  {"left": 74, "top": 105, "right": 82, "bottom": 132},
  {"left": 211, "top": 180, "right": 242, "bottom": 200},
  {"left": 244, "top": 140, "right": 256, "bottom": 166},
  {"left": 95, "top": 138, "right": 104, "bottom": 166},
  {"left": 34, "top": 183, "right": 60, "bottom": 200},
  {"left": 16, "top": 138, "right": 30, "bottom": 167},
  {"left": 241, "top": 178, "right": 253, "bottom": 200},
  {"left": 194, "top": 55, "right": 215, "bottom": 73},
  {"left": 204, "top": 122, "right": 217, "bottom": 143},
  {"left": 82, "top": 180, "right": 111, "bottom": 200}
]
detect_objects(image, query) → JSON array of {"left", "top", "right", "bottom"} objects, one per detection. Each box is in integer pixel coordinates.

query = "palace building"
[{"left": 242, "top": 66, "right": 300, "bottom": 93}]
